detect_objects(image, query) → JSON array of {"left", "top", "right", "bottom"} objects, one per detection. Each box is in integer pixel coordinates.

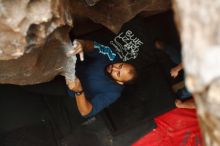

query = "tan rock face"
[
  {"left": 173, "top": 0, "right": 220, "bottom": 93},
  {"left": 0, "top": 23, "right": 26, "bottom": 60},
  {"left": 174, "top": 0, "right": 220, "bottom": 145},
  {"left": 0, "top": 0, "right": 72, "bottom": 60}
]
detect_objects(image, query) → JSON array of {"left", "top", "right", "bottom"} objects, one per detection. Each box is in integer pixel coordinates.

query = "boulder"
[{"left": 174, "top": 0, "right": 220, "bottom": 145}]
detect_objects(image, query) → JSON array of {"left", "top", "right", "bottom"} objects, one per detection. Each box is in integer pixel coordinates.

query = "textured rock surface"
[
  {"left": 0, "top": 0, "right": 72, "bottom": 60},
  {"left": 72, "top": 0, "right": 171, "bottom": 33},
  {"left": 84, "top": 0, "right": 102, "bottom": 6},
  {"left": 174, "top": 0, "right": 220, "bottom": 145},
  {"left": 0, "top": 0, "right": 171, "bottom": 85},
  {"left": 0, "top": 26, "right": 76, "bottom": 85}
]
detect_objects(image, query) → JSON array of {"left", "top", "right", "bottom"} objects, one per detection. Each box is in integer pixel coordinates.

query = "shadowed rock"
[{"left": 72, "top": 0, "right": 171, "bottom": 33}]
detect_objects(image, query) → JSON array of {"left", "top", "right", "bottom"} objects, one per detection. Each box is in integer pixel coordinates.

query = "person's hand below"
[
  {"left": 170, "top": 63, "right": 183, "bottom": 78},
  {"left": 66, "top": 39, "right": 84, "bottom": 61},
  {"left": 66, "top": 78, "right": 83, "bottom": 92},
  {"left": 170, "top": 66, "right": 180, "bottom": 78}
]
